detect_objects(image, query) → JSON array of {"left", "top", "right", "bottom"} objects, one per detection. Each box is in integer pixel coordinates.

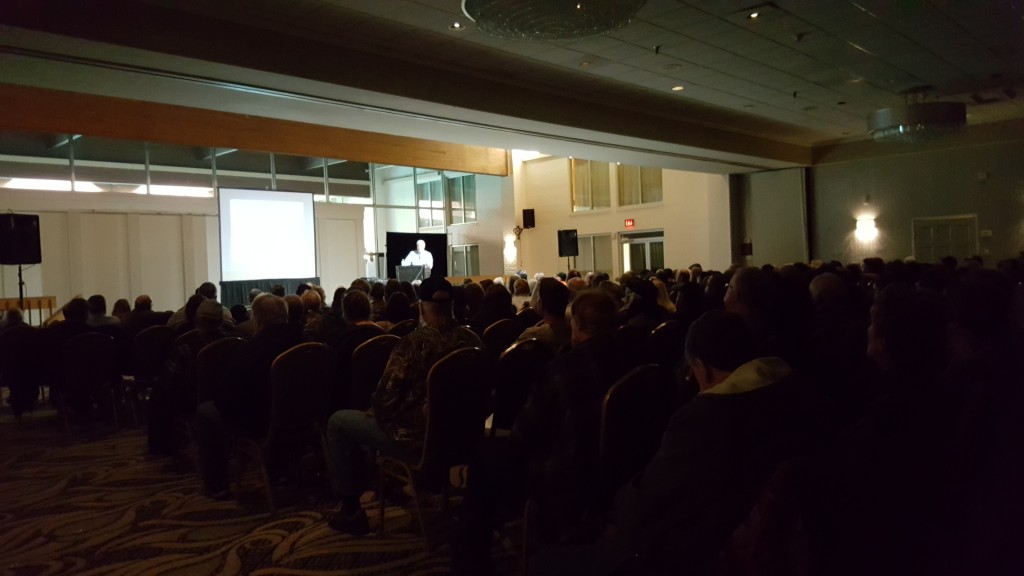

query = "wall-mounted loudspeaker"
[
  {"left": 0, "top": 214, "right": 42, "bottom": 265},
  {"left": 557, "top": 229, "right": 579, "bottom": 257},
  {"left": 523, "top": 208, "right": 535, "bottom": 229}
]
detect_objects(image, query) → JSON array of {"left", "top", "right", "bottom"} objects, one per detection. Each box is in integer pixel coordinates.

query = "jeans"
[{"left": 325, "top": 409, "right": 408, "bottom": 498}]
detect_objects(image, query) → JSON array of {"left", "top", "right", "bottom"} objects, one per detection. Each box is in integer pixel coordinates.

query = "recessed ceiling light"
[
  {"left": 580, "top": 61, "right": 591, "bottom": 68},
  {"left": 449, "top": 21, "right": 465, "bottom": 31},
  {"left": 748, "top": 11, "right": 759, "bottom": 19},
  {"left": 672, "top": 85, "right": 685, "bottom": 92}
]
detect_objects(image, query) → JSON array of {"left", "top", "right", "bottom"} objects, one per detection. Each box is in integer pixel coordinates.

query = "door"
[
  {"left": 913, "top": 215, "right": 977, "bottom": 263},
  {"left": 621, "top": 231, "right": 664, "bottom": 273}
]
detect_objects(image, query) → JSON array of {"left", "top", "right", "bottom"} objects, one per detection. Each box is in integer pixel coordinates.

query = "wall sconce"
[
  {"left": 503, "top": 234, "right": 518, "bottom": 264},
  {"left": 855, "top": 217, "right": 878, "bottom": 242},
  {"left": 512, "top": 225, "right": 524, "bottom": 240}
]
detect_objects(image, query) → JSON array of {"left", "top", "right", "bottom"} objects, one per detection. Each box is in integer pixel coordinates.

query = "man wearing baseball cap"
[{"left": 324, "top": 275, "right": 482, "bottom": 534}]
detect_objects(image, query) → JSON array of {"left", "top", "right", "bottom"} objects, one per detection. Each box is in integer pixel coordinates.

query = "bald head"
[{"left": 809, "top": 272, "right": 848, "bottom": 313}]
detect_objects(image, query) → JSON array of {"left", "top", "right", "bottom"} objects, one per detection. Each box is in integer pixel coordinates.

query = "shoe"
[{"left": 328, "top": 508, "right": 370, "bottom": 536}]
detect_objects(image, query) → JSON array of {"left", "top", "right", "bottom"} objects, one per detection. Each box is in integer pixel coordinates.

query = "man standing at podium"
[{"left": 401, "top": 239, "right": 433, "bottom": 278}]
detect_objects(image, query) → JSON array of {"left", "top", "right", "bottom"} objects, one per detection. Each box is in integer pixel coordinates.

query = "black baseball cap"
[{"left": 418, "top": 276, "right": 453, "bottom": 303}]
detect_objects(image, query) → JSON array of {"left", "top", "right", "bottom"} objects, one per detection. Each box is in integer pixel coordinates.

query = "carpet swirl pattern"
[{"left": 0, "top": 413, "right": 514, "bottom": 575}]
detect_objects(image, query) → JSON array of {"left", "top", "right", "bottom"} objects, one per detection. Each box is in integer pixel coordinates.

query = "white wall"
[
  {"left": 0, "top": 188, "right": 363, "bottom": 312},
  {"left": 447, "top": 173, "right": 513, "bottom": 277},
  {"left": 516, "top": 156, "right": 732, "bottom": 277},
  {"left": 744, "top": 168, "right": 809, "bottom": 267}
]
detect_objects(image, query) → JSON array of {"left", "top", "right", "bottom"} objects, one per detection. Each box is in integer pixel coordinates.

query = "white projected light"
[{"left": 218, "top": 188, "right": 316, "bottom": 281}]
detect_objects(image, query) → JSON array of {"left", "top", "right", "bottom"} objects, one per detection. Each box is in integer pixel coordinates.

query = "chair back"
[
  {"left": 133, "top": 324, "right": 176, "bottom": 379},
  {"left": 269, "top": 342, "right": 338, "bottom": 434},
  {"left": 515, "top": 307, "right": 541, "bottom": 332},
  {"left": 647, "top": 320, "right": 685, "bottom": 368},
  {"left": 615, "top": 323, "right": 650, "bottom": 370},
  {"left": 492, "top": 338, "right": 554, "bottom": 431},
  {"left": 348, "top": 334, "right": 401, "bottom": 410},
  {"left": 62, "top": 332, "right": 118, "bottom": 395},
  {"left": 418, "top": 347, "right": 494, "bottom": 478},
  {"left": 482, "top": 318, "right": 523, "bottom": 356},
  {"left": 389, "top": 318, "right": 418, "bottom": 338},
  {"left": 195, "top": 337, "right": 244, "bottom": 404},
  {"left": 599, "top": 363, "right": 675, "bottom": 503}
]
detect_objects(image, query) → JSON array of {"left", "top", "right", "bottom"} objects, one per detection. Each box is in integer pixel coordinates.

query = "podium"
[{"left": 395, "top": 265, "right": 426, "bottom": 282}]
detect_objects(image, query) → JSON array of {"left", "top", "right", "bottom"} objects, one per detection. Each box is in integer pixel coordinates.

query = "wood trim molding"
[{"left": 0, "top": 83, "right": 509, "bottom": 176}]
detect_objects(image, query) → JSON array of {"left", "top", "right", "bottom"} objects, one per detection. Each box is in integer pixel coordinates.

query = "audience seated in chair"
[
  {"left": 86, "top": 294, "right": 121, "bottom": 328},
  {"left": 529, "top": 310, "right": 833, "bottom": 576},
  {"left": 324, "top": 276, "right": 482, "bottom": 535},
  {"left": 123, "top": 295, "right": 171, "bottom": 339},
  {"left": 452, "top": 289, "right": 629, "bottom": 575},
  {"left": 327, "top": 290, "right": 386, "bottom": 411},
  {"left": 167, "top": 282, "right": 234, "bottom": 328},
  {"left": 148, "top": 299, "right": 232, "bottom": 456},
  {"left": 515, "top": 278, "right": 571, "bottom": 353},
  {"left": 193, "top": 294, "right": 308, "bottom": 498},
  {"left": 0, "top": 308, "right": 41, "bottom": 418}
]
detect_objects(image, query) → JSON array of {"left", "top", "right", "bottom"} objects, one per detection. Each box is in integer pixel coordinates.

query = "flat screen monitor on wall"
[
  {"left": 218, "top": 188, "right": 316, "bottom": 281},
  {"left": 385, "top": 231, "right": 448, "bottom": 280}
]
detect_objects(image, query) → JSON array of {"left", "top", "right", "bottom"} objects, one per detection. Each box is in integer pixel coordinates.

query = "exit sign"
[{"left": 624, "top": 218, "right": 635, "bottom": 229}]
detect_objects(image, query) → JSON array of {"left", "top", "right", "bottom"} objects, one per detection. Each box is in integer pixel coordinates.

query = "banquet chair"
[
  {"left": 235, "top": 342, "right": 337, "bottom": 513},
  {"left": 347, "top": 334, "right": 400, "bottom": 411},
  {"left": 194, "top": 337, "right": 244, "bottom": 405},
  {"left": 331, "top": 323, "right": 387, "bottom": 411},
  {"left": 177, "top": 336, "right": 243, "bottom": 482},
  {"left": 490, "top": 338, "right": 553, "bottom": 437},
  {"left": 615, "top": 323, "right": 650, "bottom": 370},
  {"left": 388, "top": 318, "right": 417, "bottom": 338},
  {"left": 377, "top": 346, "right": 494, "bottom": 549},
  {"left": 130, "top": 324, "right": 176, "bottom": 425},
  {"left": 515, "top": 307, "right": 541, "bottom": 332},
  {"left": 597, "top": 363, "right": 675, "bottom": 508},
  {"left": 59, "top": 332, "right": 121, "bottom": 437},
  {"left": 647, "top": 320, "right": 685, "bottom": 368},
  {"left": 522, "top": 363, "right": 675, "bottom": 573},
  {"left": 482, "top": 318, "right": 523, "bottom": 357}
]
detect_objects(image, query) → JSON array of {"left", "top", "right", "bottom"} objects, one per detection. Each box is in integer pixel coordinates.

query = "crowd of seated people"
[{"left": 1, "top": 253, "right": 1022, "bottom": 576}]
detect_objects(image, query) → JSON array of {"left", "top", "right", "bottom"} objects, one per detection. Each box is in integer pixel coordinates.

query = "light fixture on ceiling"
[
  {"left": 449, "top": 21, "right": 466, "bottom": 31},
  {"left": 461, "top": 0, "right": 646, "bottom": 40},
  {"left": 867, "top": 87, "right": 966, "bottom": 143},
  {"left": 748, "top": 11, "right": 760, "bottom": 19},
  {"left": 671, "top": 85, "right": 684, "bottom": 92}
]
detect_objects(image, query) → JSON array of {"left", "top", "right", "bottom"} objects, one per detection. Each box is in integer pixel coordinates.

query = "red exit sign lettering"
[{"left": 624, "top": 218, "right": 635, "bottom": 229}]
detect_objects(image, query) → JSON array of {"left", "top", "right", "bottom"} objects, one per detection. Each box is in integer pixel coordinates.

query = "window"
[
  {"left": 448, "top": 174, "right": 477, "bottom": 224},
  {"left": 416, "top": 174, "right": 444, "bottom": 229},
  {"left": 450, "top": 244, "right": 480, "bottom": 277},
  {"left": 571, "top": 158, "right": 610, "bottom": 211},
  {"left": 617, "top": 164, "right": 663, "bottom": 206},
  {"left": 577, "top": 234, "right": 613, "bottom": 274}
]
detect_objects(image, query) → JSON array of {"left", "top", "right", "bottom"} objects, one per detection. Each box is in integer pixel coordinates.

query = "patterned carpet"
[{"left": 0, "top": 406, "right": 519, "bottom": 576}]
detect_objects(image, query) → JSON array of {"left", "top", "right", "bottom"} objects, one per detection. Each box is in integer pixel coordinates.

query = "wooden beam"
[{"left": 0, "top": 84, "right": 509, "bottom": 176}]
